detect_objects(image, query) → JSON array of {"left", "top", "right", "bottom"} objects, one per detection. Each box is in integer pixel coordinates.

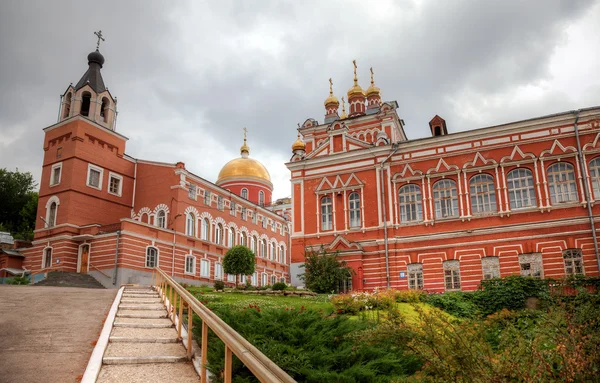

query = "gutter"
[
  {"left": 380, "top": 142, "right": 400, "bottom": 288},
  {"left": 573, "top": 110, "right": 600, "bottom": 272}
]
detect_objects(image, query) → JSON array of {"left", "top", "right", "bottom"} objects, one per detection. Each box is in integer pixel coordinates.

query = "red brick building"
[
  {"left": 20, "top": 47, "right": 290, "bottom": 288},
  {"left": 287, "top": 62, "right": 600, "bottom": 292}
]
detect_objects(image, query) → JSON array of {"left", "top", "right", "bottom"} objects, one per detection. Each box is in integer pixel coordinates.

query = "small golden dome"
[
  {"left": 292, "top": 132, "right": 306, "bottom": 151},
  {"left": 217, "top": 157, "right": 272, "bottom": 185},
  {"left": 324, "top": 78, "right": 339, "bottom": 106},
  {"left": 347, "top": 59, "right": 365, "bottom": 98},
  {"left": 365, "top": 67, "right": 380, "bottom": 97}
]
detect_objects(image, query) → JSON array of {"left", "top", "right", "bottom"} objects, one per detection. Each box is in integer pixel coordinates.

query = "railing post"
[
  {"left": 178, "top": 294, "right": 183, "bottom": 339},
  {"left": 187, "top": 306, "right": 193, "bottom": 360},
  {"left": 170, "top": 287, "right": 176, "bottom": 323},
  {"left": 224, "top": 345, "right": 232, "bottom": 383},
  {"left": 201, "top": 321, "right": 208, "bottom": 382}
]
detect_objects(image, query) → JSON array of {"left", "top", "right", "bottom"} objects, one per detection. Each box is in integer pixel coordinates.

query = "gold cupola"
[
  {"left": 347, "top": 60, "right": 365, "bottom": 98},
  {"left": 217, "top": 129, "right": 272, "bottom": 186},
  {"left": 292, "top": 131, "right": 306, "bottom": 152},
  {"left": 324, "top": 78, "right": 339, "bottom": 107},
  {"left": 365, "top": 67, "right": 381, "bottom": 97}
]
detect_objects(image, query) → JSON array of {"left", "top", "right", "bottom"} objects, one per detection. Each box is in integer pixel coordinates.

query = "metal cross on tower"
[
  {"left": 94, "top": 30, "right": 105, "bottom": 50},
  {"left": 243, "top": 127, "right": 248, "bottom": 139}
]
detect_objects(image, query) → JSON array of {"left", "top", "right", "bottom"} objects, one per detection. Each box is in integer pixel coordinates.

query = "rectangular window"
[
  {"left": 241, "top": 207, "right": 247, "bottom": 220},
  {"left": 443, "top": 260, "right": 461, "bottom": 291},
  {"left": 230, "top": 201, "right": 236, "bottom": 216},
  {"left": 261, "top": 273, "right": 268, "bottom": 286},
  {"left": 407, "top": 263, "right": 424, "bottom": 290},
  {"left": 86, "top": 164, "right": 103, "bottom": 190},
  {"left": 200, "top": 259, "right": 210, "bottom": 278},
  {"left": 188, "top": 184, "right": 197, "bottom": 200},
  {"left": 252, "top": 272, "right": 258, "bottom": 286},
  {"left": 215, "top": 263, "right": 223, "bottom": 280},
  {"left": 227, "top": 274, "right": 235, "bottom": 282},
  {"left": 262, "top": 218, "right": 267, "bottom": 229},
  {"left": 204, "top": 191, "right": 211, "bottom": 206},
  {"left": 563, "top": 249, "right": 584, "bottom": 276},
  {"left": 252, "top": 212, "right": 258, "bottom": 224},
  {"left": 146, "top": 247, "right": 158, "bottom": 268},
  {"left": 108, "top": 172, "right": 123, "bottom": 196},
  {"left": 43, "top": 247, "right": 52, "bottom": 269},
  {"left": 185, "top": 255, "right": 196, "bottom": 275},
  {"left": 50, "top": 163, "right": 62, "bottom": 186},
  {"left": 217, "top": 196, "right": 224, "bottom": 211},
  {"left": 482, "top": 257, "right": 501, "bottom": 280},
  {"left": 519, "top": 253, "right": 543, "bottom": 278}
]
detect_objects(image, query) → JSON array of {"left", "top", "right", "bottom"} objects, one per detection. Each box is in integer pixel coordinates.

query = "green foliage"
[
  {"left": 195, "top": 306, "right": 421, "bottom": 383},
  {"left": 0, "top": 169, "right": 38, "bottom": 240},
  {"left": 214, "top": 280, "right": 225, "bottom": 291},
  {"left": 422, "top": 292, "right": 479, "bottom": 318},
  {"left": 271, "top": 282, "right": 286, "bottom": 291},
  {"left": 474, "top": 275, "right": 551, "bottom": 316},
  {"left": 223, "top": 246, "right": 256, "bottom": 286},
  {"left": 300, "top": 247, "right": 354, "bottom": 293},
  {"left": 6, "top": 275, "right": 30, "bottom": 285},
  {"left": 393, "top": 289, "right": 425, "bottom": 303}
]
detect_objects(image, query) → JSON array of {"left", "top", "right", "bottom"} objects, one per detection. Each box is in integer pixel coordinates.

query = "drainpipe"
[
  {"left": 112, "top": 230, "right": 121, "bottom": 285},
  {"left": 380, "top": 142, "right": 400, "bottom": 288},
  {"left": 573, "top": 110, "right": 600, "bottom": 272}
]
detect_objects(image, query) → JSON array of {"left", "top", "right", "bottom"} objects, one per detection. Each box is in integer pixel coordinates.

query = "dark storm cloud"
[{"left": 0, "top": 0, "right": 598, "bottom": 198}]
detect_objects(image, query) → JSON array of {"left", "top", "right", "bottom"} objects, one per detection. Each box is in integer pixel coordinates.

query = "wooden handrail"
[
  {"left": 153, "top": 267, "right": 296, "bottom": 383},
  {"left": 89, "top": 264, "right": 111, "bottom": 278}
]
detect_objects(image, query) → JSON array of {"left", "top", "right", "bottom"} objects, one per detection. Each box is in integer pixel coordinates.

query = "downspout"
[
  {"left": 112, "top": 230, "right": 121, "bottom": 285},
  {"left": 573, "top": 110, "right": 600, "bottom": 272},
  {"left": 380, "top": 143, "right": 400, "bottom": 288}
]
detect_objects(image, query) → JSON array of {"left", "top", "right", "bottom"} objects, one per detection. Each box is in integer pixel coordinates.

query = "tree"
[
  {"left": 300, "top": 247, "right": 354, "bottom": 293},
  {"left": 223, "top": 245, "right": 256, "bottom": 287},
  {"left": 0, "top": 169, "right": 38, "bottom": 240}
]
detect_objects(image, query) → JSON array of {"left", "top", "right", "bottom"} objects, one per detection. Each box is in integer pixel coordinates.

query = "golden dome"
[
  {"left": 347, "top": 59, "right": 365, "bottom": 98},
  {"left": 365, "top": 67, "right": 380, "bottom": 97},
  {"left": 217, "top": 129, "right": 272, "bottom": 186},
  {"left": 292, "top": 132, "right": 306, "bottom": 151},
  {"left": 217, "top": 157, "right": 272, "bottom": 185},
  {"left": 324, "top": 78, "right": 339, "bottom": 106}
]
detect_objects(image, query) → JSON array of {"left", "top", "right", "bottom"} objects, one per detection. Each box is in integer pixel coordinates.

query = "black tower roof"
[{"left": 74, "top": 50, "right": 106, "bottom": 93}]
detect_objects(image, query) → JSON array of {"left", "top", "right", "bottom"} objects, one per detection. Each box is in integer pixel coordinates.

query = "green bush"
[
  {"left": 6, "top": 275, "right": 30, "bottom": 285},
  {"left": 474, "top": 275, "right": 551, "bottom": 316},
  {"left": 422, "top": 292, "right": 479, "bottom": 318},
  {"left": 300, "top": 247, "right": 354, "bottom": 293},
  {"left": 214, "top": 280, "right": 225, "bottom": 291},
  {"left": 393, "top": 289, "right": 424, "bottom": 303},
  {"left": 272, "top": 282, "right": 286, "bottom": 291}
]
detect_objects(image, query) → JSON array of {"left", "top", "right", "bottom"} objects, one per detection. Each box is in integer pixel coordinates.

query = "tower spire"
[
  {"left": 240, "top": 127, "right": 250, "bottom": 157},
  {"left": 324, "top": 78, "right": 340, "bottom": 122},
  {"left": 353, "top": 60, "right": 358, "bottom": 85},
  {"left": 366, "top": 66, "right": 381, "bottom": 112},
  {"left": 347, "top": 60, "right": 366, "bottom": 116},
  {"left": 94, "top": 30, "right": 105, "bottom": 51}
]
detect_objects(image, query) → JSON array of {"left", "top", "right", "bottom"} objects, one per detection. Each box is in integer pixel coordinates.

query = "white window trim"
[
  {"left": 86, "top": 163, "right": 104, "bottom": 190},
  {"left": 185, "top": 254, "right": 196, "bottom": 276},
  {"left": 214, "top": 262, "right": 223, "bottom": 280},
  {"left": 42, "top": 246, "right": 53, "bottom": 269},
  {"left": 145, "top": 246, "right": 160, "bottom": 268},
  {"left": 50, "top": 162, "right": 62, "bottom": 187},
  {"left": 261, "top": 272, "right": 268, "bottom": 286},
  {"left": 156, "top": 210, "right": 168, "bottom": 229},
  {"left": 77, "top": 243, "right": 92, "bottom": 273},
  {"left": 108, "top": 172, "right": 123, "bottom": 197},
  {"left": 200, "top": 259, "right": 210, "bottom": 278},
  {"left": 45, "top": 195, "right": 60, "bottom": 228}
]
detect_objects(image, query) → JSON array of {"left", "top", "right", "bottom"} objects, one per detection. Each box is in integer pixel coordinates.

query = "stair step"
[
  {"left": 103, "top": 356, "right": 187, "bottom": 365},
  {"left": 122, "top": 295, "right": 160, "bottom": 299},
  {"left": 111, "top": 327, "right": 179, "bottom": 339},
  {"left": 110, "top": 336, "right": 179, "bottom": 343},
  {"left": 117, "top": 310, "right": 168, "bottom": 319},
  {"left": 97, "top": 363, "right": 201, "bottom": 383},
  {"left": 114, "top": 323, "right": 173, "bottom": 329},
  {"left": 114, "top": 317, "right": 173, "bottom": 325},
  {"left": 120, "top": 298, "right": 162, "bottom": 303},
  {"left": 118, "top": 304, "right": 165, "bottom": 310},
  {"left": 122, "top": 291, "right": 157, "bottom": 295}
]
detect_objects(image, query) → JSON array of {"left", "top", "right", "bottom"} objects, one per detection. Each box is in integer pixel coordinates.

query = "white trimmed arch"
[{"left": 153, "top": 203, "right": 170, "bottom": 214}]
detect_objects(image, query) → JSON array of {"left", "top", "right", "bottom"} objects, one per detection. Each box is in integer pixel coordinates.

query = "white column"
[
  {"left": 463, "top": 171, "right": 471, "bottom": 217},
  {"left": 457, "top": 171, "right": 464, "bottom": 218},
  {"left": 421, "top": 177, "right": 428, "bottom": 222},
  {"left": 501, "top": 165, "right": 510, "bottom": 212},
  {"left": 494, "top": 166, "right": 503, "bottom": 213},
  {"left": 427, "top": 176, "right": 434, "bottom": 221},
  {"left": 360, "top": 188, "right": 365, "bottom": 229},
  {"left": 332, "top": 192, "right": 337, "bottom": 232},
  {"left": 343, "top": 191, "right": 348, "bottom": 231},
  {"left": 376, "top": 168, "right": 382, "bottom": 225},
  {"left": 386, "top": 166, "right": 393, "bottom": 224},
  {"left": 574, "top": 156, "right": 586, "bottom": 203},
  {"left": 538, "top": 159, "right": 549, "bottom": 208}
]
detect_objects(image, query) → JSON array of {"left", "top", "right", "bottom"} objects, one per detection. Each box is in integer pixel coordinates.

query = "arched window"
[
  {"left": 81, "top": 92, "right": 91, "bottom": 117},
  {"left": 201, "top": 218, "right": 210, "bottom": 241},
  {"left": 433, "top": 180, "right": 458, "bottom": 219},
  {"left": 261, "top": 239, "right": 267, "bottom": 258},
  {"left": 215, "top": 223, "right": 223, "bottom": 245},
  {"left": 43, "top": 247, "right": 53, "bottom": 269},
  {"left": 146, "top": 246, "right": 159, "bottom": 268},
  {"left": 270, "top": 242, "right": 275, "bottom": 261},
  {"left": 240, "top": 231, "right": 247, "bottom": 246},
  {"left": 48, "top": 202, "right": 57, "bottom": 227},
  {"left": 251, "top": 235, "right": 257, "bottom": 253},
  {"left": 62, "top": 93, "right": 72, "bottom": 119},
  {"left": 280, "top": 245, "right": 285, "bottom": 263},
  {"left": 156, "top": 210, "right": 166, "bottom": 229},
  {"left": 321, "top": 196, "right": 333, "bottom": 231},
  {"left": 547, "top": 162, "right": 578, "bottom": 204},
  {"left": 398, "top": 184, "right": 423, "bottom": 222},
  {"left": 271, "top": 275, "right": 277, "bottom": 285},
  {"left": 469, "top": 174, "right": 497, "bottom": 214},
  {"left": 507, "top": 168, "right": 537, "bottom": 209},
  {"left": 100, "top": 97, "right": 109, "bottom": 122},
  {"left": 140, "top": 213, "right": 149, "bottom": 224},
  {"left": 186, "top": 213, "right": 195, "bottom": 236},
  {"left": 261, "top": 273, "right": 268, "bottom": 286},
  {"left": 229, "top": 228, "right": 235, "bottom": 247},
  {"left": 241, "top": 188, "right": 248, "bottom": 199},
  {"left": 348, "top": 192, "right": 361, "bottom": 228},
  {"left": 589, "top": 157, "right": 600, "bottom": 199},
  {"left": 259, "top": 191, "right": 265, "bottom": 206}
]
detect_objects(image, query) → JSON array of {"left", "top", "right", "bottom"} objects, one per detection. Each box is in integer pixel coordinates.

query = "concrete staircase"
[
  {"left": 34, "top": 271, "right": 105, "bottom": 289},
  {"left": 96, "top": 286, "right": 200, "bottom": 382}
]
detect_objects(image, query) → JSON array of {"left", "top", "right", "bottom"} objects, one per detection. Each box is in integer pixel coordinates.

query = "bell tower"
[{"left": 59, "top": 30, "right": 117, "bottom": 131}]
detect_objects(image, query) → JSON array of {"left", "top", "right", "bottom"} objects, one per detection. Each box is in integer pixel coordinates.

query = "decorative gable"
[{"left": 328, "top": 235, "right": 363, "bottom": 252}]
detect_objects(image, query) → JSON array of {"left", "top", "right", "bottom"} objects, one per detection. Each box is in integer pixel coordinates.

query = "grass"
[
  {"left": 187, "top": 286, "right": 336, "bottom": 315},
  {"left": 348, "top": 303, "right": 435, "bottom": 323}
]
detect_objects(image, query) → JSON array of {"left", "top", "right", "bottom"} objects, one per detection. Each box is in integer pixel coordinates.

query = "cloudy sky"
[{"left": 1, "top": 0, "right": 599, "bottom": 199}]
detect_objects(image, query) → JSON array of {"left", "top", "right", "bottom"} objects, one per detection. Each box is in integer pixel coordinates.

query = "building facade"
[
  {"left": 20, "top": 47, "right": 290, "bottom": 288},
  {"left": 287, "top": 62, "right": 600, "bottom": 292}
]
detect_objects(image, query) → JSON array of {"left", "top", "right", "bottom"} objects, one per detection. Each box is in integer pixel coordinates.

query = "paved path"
[{"left": 0, "top": 285, "right": 117, "bottom": 383}]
